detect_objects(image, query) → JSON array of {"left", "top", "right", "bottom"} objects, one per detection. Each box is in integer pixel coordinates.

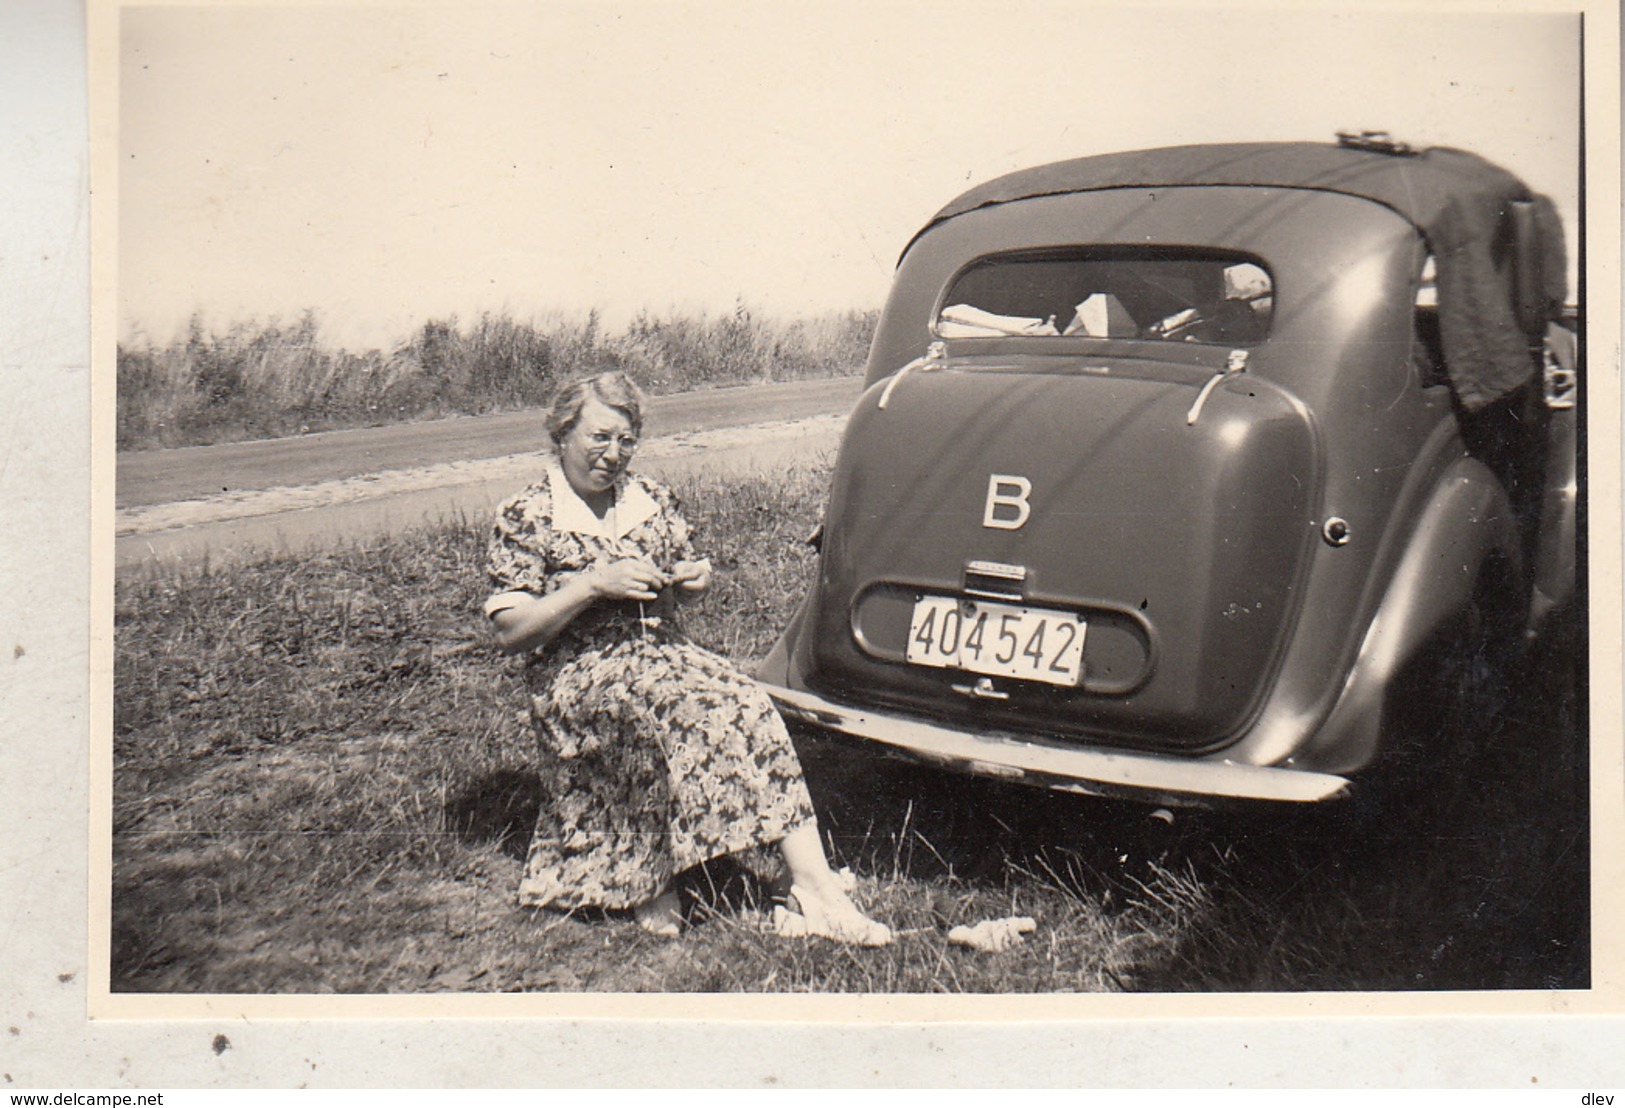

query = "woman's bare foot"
[
  {"left": 783, "top": 878, "right": 891, "bottom": 947},
  {"left": 634, "top": 888, "right": 682, "bottom": 939}
]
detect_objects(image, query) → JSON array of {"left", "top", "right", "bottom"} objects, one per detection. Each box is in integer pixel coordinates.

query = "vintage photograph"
[{"left": 104, "top": 2, "right": 1588, "bottom": 1001}]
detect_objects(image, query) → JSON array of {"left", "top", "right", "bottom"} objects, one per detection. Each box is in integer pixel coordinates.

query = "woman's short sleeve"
[{"left": 485, "top": 485, "right": 553, "bottom": 613}]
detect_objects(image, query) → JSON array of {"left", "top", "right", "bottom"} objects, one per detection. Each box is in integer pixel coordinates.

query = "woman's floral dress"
[{"left": 485, "top": 462, "right": 816, "bottom": 911}]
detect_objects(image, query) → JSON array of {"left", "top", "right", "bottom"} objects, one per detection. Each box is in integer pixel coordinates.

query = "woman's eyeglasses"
[{"left": 584, "top": 429, "right": 640, "bottom": 454}]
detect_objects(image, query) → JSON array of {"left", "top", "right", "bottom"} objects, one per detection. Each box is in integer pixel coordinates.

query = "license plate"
[{"left": 906, "top": 595, "right": 1087, "bottom": 687}]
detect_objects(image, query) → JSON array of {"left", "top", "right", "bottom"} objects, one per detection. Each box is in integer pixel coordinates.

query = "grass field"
[{"left": 112, "top": 460, "right": 1589, "bottom": 993}]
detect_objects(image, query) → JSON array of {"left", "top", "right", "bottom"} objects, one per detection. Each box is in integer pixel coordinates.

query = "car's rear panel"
[
  {"left": 802, "top": 359, "right": 1316, "bottom": 752},
  {"left": 778, "top": 187, "right": 1437, "bottom": 762}
]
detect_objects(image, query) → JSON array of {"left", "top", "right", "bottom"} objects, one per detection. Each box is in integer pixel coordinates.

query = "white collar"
[{"left": 546, "top": 460, "right": 660, "bottom": 539}]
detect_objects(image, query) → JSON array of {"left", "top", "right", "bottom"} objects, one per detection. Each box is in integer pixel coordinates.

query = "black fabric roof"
[{"left": 908, "top": 142, "right": 1567, "bottom": 410}]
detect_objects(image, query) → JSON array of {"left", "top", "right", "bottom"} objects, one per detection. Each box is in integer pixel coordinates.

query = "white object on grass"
[{"left": 947, "top": 916, "right": 1038, "bottom": 953}]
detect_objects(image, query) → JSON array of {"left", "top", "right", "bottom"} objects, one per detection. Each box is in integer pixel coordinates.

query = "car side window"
[{"left": 935, "top": 250, "right": 1273, "bottom": 346}]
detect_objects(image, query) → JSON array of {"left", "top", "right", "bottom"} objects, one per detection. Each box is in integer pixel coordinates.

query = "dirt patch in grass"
[{"left": 112, "top": 460, "right": 1588, "bottom": 993}]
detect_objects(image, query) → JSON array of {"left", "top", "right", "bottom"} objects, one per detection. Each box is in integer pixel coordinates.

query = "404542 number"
[{"left": 905, "top": 595, "right": 1086, "bottom": 687}]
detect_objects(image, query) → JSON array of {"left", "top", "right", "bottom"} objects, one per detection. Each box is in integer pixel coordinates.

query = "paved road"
[
  {"left": 115, "top": 378, "right": 865, "bottom": 575},
  {"left": 117, "top": 376, "right": 865, "bottom": 508}
]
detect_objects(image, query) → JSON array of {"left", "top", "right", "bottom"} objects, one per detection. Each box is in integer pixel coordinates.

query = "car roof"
[
  {"left": 910, "top": 141, "right": 1536, "bottom": 254},
  {"left": 903, "top": 140, "right": 1567, "bottom": 412}
]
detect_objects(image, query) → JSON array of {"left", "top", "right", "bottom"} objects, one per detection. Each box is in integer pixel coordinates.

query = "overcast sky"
[{"left": 117, "top": 1, "right": 1582, "bottom": 350}]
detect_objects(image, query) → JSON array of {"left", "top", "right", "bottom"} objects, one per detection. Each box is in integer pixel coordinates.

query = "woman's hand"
[
  {"left": 589, "top": 557, "right": 669, "bottom": 601},
  {"left": 669, "top": 558, "right": 712, "bottom": 594},
  {"left": 491, "top": 557, "right": 665, "bottom": 654}
]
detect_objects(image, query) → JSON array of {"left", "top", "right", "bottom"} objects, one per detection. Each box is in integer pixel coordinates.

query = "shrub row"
[{"left": 117, "top": 302, "right": 877, "bottom": 450}]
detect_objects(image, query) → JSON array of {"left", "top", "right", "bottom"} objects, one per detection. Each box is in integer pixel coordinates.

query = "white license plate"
[{"left": 905, "top": 595, "right": 1087, "bottom": 687}]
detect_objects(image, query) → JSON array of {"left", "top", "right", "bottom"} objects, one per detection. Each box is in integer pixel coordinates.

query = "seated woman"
[{"left": 483, "top": 371, "right": 891, "bottom": 945}]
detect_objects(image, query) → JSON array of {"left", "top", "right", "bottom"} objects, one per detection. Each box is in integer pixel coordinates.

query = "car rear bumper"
[{"left": 764, "top": 683, "right": 1350, "bottom": 806}]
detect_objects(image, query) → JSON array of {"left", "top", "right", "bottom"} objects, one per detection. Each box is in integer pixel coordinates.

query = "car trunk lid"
[{"left": 805, "top": 357, "right": 1318, "bottom": 752}]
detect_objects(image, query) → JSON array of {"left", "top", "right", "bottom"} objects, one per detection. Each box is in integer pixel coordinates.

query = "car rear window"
[{"left": 935, "top": 249, "right": 1273, "bottom": 346}]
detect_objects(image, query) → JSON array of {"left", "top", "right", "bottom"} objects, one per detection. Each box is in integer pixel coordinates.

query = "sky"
[{"left": 116, "top": 1, "right": 1584, "bottom": 350}]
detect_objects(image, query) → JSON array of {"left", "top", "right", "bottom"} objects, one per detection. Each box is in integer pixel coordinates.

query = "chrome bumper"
[{"left": 765, "top": 684, "right": 1349, "bottom": 805}]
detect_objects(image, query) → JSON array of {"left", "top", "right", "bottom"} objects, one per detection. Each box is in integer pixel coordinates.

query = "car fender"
[
  {"left": 757, "top": 597, "right": 807, "bottom": 688},
  {"left": 1288, "top": 456, "right": 1521, "bottom": 774}
]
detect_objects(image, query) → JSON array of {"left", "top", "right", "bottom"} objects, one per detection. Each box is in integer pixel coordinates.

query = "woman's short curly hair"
[{"left": 544, "top": 371, "right": 647, "bottom": 448}]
